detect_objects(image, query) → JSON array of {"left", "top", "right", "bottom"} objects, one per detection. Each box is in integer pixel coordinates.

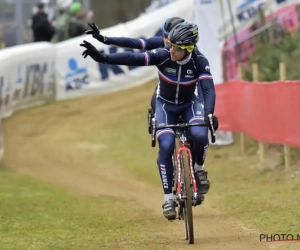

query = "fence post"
[
  {"left": 252, "top": 63, "right": 265, "bottom": 164},
  {"left": 238, "top": 63, "right": 245, "bottom": 155},
  {"left": 280, "top": 62, "right": 290, "bottom": 170}
]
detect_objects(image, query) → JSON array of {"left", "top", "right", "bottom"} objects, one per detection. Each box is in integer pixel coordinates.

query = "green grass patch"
[
  {"left": 0, "top": 167, "right": 172, "bottom": 250},
  {"left": 206, "top": 134, "right": 300, "bottom": 233},
  {"left": 85, "top": 102, "right": 161, "bottom": 188}
]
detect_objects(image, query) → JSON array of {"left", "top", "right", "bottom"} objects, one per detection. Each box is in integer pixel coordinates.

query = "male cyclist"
[
  {"left": 85, "top": 18, "right": 206, "bottom": 192},
  {"left": 80, "top": 22, "right": 218, "bottom": 220}
]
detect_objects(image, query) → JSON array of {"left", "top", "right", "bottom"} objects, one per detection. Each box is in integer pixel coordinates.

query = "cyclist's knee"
[
  {"left": 158, "top": 132, "right": 175, "bottom": 155},
  {"left": 190, "top": 127, "right": 208, "bottom": 142}
]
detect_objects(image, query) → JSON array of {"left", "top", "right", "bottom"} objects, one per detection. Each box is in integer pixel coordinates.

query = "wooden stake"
[
  {"left": 280, "top": 62, "right": 290, "bottom": 170},
  {"left": 238, "top": 63, "right": 245, "bottom": 155}
]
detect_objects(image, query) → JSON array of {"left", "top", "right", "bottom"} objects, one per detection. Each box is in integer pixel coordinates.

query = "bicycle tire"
[
  {"left": 172, "top": 141, "right": 179, "bottom": 194},
  {"left": 182, "top": 150, "right": 194, "bottom": 244}
]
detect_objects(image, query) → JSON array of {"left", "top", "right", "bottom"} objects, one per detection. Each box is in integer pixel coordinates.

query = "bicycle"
[{"left": 147, "top": 108, "right": 216, "bottom": 244}]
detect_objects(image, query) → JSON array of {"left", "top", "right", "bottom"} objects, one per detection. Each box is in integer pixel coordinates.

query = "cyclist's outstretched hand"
[
  {"left": 80, "top": 40, "right": 108, "bottom": 63},
  {"left": 85, "top": 23, "right": 108, "bottom": 44}
]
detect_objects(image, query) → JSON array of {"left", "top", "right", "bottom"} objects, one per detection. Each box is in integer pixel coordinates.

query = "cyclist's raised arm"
[
  {"left": 105, "top": 47, "right": 169, "bottom": 66},
  {"left": 106, "top": 36, "right": 164, "bottom": 50},
  {"left": 85, "top": 23, "right": 164, "bottom": 50},
  {"left": 196, "top": 56, "right": 216, "bottom": 115},
  {"left": 79, "top": 40, "right": 169, "bottom": 66}
]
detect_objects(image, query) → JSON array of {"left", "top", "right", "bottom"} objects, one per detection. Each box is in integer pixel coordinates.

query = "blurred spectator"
[
  {"left": 31, "top": 2, "right": 55, "bottom": 42},
  {"left": 0, "top": 8, "right": 19, "bottom": 47},
  {"left": 68, "top": 2, "right": 94, "bottom": 38},
  {"left": 56, "top": 0, "right": 73, "bottom": 42}
]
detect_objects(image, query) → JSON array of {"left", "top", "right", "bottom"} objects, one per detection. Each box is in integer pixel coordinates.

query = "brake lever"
[{"left": 208, "top": 114, "right": 216, "bottom": 143}]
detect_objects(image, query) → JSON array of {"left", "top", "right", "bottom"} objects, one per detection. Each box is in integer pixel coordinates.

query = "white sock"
[
  {"left": 194, "top": 163, "right": 204, "bottom": 172},
  {"left": 164, "top": 193, "right": 174, "bottom": 202}
]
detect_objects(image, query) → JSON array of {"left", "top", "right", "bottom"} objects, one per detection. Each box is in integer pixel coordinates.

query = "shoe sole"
[{"left": 164, "top": 212, "right": 177, "bottom": 220}]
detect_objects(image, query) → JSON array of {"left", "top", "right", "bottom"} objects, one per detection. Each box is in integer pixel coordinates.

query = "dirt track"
[{"left": 2, "top": 82, "right": 271, "bottom": 249}]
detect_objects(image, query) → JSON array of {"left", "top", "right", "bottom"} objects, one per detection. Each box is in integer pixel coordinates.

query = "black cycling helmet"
[
  {"left": 168, "top": 22, "right": 199, "bottom": 46},
  {"left": 161, "top": 17, "right": 185, "bottom": 35}
]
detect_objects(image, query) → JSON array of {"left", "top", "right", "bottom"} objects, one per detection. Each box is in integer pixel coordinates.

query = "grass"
[
  {"left": 0, "top": 167, "right": 172, "bottom": 250},
  {"left": 206, "top": 134, "right": 300, "bottom": 233}
]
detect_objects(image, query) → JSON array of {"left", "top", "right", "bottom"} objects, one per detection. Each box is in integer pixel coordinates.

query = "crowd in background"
[
  {"left": 0, "top": 0, "right": 174, "bottom": 49},
  {"left": 31, "top": 1, "right": 94, "bottom": 43}
]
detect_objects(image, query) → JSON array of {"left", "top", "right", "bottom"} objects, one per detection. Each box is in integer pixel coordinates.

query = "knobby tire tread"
[{"left": 182, "top": 150, "right": 194, "bottom": 244}]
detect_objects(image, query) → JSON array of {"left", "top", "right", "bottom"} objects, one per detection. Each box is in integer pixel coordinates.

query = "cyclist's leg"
[
  {"left": 155, "top": 98, "right": 178, "bottom": 219},
  {"left": 182, "top": 98, "right": 210, "bottom": 196},
  {"left": 185, "top": 102, "right": 203, "bottom": 166}
]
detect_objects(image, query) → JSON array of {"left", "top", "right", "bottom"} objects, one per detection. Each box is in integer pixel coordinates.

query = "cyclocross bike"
[{"left": 147, "top": 108, "right": 216, "bottom": 244}]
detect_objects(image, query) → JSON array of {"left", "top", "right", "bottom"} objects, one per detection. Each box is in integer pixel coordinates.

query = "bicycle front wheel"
[{"left": 181, "top": 150, "right": 194, "bottom": 244}]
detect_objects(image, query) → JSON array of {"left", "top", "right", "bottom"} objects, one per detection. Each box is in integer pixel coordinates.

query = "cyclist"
[
  {"left": 85, "top": 18, "right": 205, "bottom": 192},
  {"left": 80, "top": 22, "right": 218, "bottom": 220}
]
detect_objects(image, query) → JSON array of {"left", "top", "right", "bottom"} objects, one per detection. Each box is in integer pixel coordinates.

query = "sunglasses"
[{"left": 170, "top": 43, "right": 183, "bottom": 51}]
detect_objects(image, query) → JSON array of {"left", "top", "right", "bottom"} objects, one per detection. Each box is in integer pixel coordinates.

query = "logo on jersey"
[
  {"left": 184, "top": 75, "right": 194, "bottom": 78},
  {"left": 205, "top": 65, "right": 210, "bottom": 72},
  {"left": 165, "top": 67, "right": 176, "bottom": 76},
  {"left": 185, "top": 69, "right": 194, "bottom": 78}
]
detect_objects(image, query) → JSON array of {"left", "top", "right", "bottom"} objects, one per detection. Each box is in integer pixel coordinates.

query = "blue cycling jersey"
[{"left": 105, "top": 45, "right": 216, "bottom": 115}]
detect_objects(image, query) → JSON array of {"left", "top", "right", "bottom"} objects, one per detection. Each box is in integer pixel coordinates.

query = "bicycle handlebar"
[{"left": 151, "top": 114, "right": 216, "bottom": 147}]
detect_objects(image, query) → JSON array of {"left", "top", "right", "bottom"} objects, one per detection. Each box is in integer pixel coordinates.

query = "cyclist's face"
[{"left": 170, "top": 44, "right": 186, "bottom": 61}]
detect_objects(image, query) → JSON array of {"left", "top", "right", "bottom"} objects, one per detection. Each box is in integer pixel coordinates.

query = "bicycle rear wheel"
[{"left": 181, "top": 150, "right": 194, "bottom": 244}]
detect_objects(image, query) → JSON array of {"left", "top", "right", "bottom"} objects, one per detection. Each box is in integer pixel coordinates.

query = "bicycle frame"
[
  {"left": 175, "top": 132, "right": 198, "bottom": 203},
  {"left": 149, "top": 112, "right": 216, "bottom": 244}
]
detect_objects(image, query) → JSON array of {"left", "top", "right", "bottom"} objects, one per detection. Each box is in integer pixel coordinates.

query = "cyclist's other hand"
[
  {"left": 204, "top": 114, "right": 219, "bottom": 131},
  {"left": 85, "top": 23, "right": 108, "bottom": 44},
  {"left": 80, "top": 40, "right": 108, "bottom": 63}
]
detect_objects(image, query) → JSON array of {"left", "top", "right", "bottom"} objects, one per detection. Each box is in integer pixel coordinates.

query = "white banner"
[
  {"left": 0, "top": 42, "right": 56, "bottom": 162},
  {"left": 0, "top": 42, "right": 56, "bottom": 119},
  {"left": 217, "top": 0, "right": 298, "bottom": 40},
  {"left": 194, "top": 0, "right": 234, "bottom": 146},
  {"left": 55, "top": 0, "right": 194, "bottom": 100},
  {"left": 195, "top": 0, "right": 223, "bottom": 84}
]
